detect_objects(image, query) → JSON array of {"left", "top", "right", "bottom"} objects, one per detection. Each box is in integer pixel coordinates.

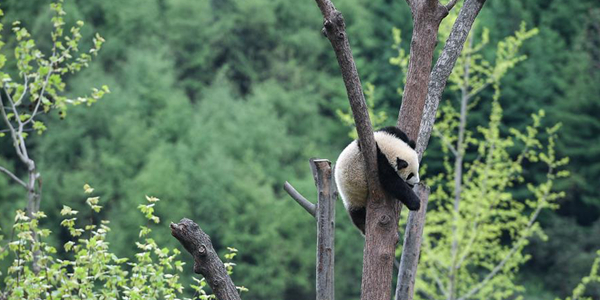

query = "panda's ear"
[
  {"left": 396, "top": 158, "right": 408, "bottom": 170},
  {"left": 408, "top": 140, "right": 416, "bottom": 149}
]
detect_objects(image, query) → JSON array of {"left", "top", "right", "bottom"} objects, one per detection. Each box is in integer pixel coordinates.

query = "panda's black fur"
[{"left": 335, "top": 126, "right": 421, "bottom": 234}]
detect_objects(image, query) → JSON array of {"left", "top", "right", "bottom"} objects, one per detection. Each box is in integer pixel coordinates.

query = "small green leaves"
[
  {"left": 83, "top": 183, "right": 94, "bottom": 194},
  {"left": 60, "top": 205, "right": 78, "bottom": 216},
  {"left": 86, "top": 196, "right": 102, "bottom": 213},
  {"left": 32, "top": 121, "right": 46, "bottom": 134},
  {"left": 0, "top": 0, "right": 108, "bottom": 141}
]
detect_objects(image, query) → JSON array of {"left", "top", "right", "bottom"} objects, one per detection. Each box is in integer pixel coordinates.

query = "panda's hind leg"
[{"left": 348, "top": 206, "right": 366, "bottom": 235}]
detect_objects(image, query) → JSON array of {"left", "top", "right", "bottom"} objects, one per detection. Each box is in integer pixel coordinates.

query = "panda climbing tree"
[{"left": 335, "top": 126, "right": 421, "bottom": 234}]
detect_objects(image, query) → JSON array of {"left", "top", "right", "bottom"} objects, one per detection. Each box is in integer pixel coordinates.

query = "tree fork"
[{"left": 396, "top": 1, "right": 487, "bottom": 299}]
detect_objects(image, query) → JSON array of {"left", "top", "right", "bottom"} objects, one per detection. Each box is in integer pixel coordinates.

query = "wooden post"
[
  {"left": 311, "top": 159, "right": 336, "bottom": 300},
  {"left": 285, "top": 158, "right": 337, "bottom": 300}
]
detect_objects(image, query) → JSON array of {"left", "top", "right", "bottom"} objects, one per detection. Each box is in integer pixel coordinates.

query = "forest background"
[{"left": 0, "top": 0, "right": 599, "bottom": 299}]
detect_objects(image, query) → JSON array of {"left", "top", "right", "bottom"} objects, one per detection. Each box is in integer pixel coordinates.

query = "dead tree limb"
[
  {"left": 284, "top": 159, "right": 337, "bottom": 300},
  {"left": 395, "top": 184, "right": 430, "bottom": 300},
  {"left": 396, "top": 1, "right": 487, "bottom": 300},
  {"left": 312, "top": 159, "right": 337, "bottom": 300},
  {"left": 170, "top": 218, "right": 241, "bottom": 300},
  {"left": 284, "top": 181, "right": 317, "bottom": 217}
]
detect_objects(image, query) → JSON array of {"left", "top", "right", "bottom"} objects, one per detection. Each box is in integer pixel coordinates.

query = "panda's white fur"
[{"left": 334, "top": 131, "right": 419, "bottom": 211}]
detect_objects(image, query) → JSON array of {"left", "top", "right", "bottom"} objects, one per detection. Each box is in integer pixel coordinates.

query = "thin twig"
[
  {"left": 433, "top": 127, "right": 458, "bottom": 156},
  {"left": 0, "top": 94, "right": 17, "bottom": 137},
  {"left": 13, "top": 75, "right": 28, "bottom": 106},
  {"left": 284, "top": 181, "right": 316, "bottom": 217},
  {"left": 3, "top": 85, "right": 30, "bottom": 163},
  {"left": 431, "top": 272, "right": 449, "bottom": 298},
  {"left": 22, "top": 68, "right": 53, "bottom": 127},
  {"left": 0, "top": 166, "right": 27, "bottom": 188},
  {"left": 0, "top": 93, "right": 28, "bottom": 163}
]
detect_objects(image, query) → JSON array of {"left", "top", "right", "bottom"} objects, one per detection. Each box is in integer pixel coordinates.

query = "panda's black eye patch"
[
  {"left": 407, "top": 173, "right": 414, "bottom": 180},
  {"left": 397, "top": 158, "right": 408, "bottom": 170}
]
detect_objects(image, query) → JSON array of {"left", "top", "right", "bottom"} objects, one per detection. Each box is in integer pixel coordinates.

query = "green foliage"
[
  {"left": 0, "top": 185, "right": 244, "bottom": 299},
  {"left": 0, "top": 0, "right": 598, "bottom": 299},
  {"left": 393, "top": 18, "right": 571, "bottom": 300},
  {"left": 415, "top": 101, "right": 567, "bottom": 300},
  {"left": 561, "top": 251, "right": 600, "bottom": 300},
  {"left": 0, "top": 0, "right": 107, "bottom": 137}
]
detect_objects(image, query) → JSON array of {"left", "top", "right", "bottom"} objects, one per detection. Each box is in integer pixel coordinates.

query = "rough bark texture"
[
  {"left": 313, "top": 1, "right": 402, "bottom": 300},
  {"left": 170, "top": 219, "right": 241, "bottom": 300},
  {"left": 312, "top": 159, "right": 337, "bottom": 300},
  {"left": 395, "top": 184, "right": 430, "bottom": 300},
  {"left": 396, "top": 1, "right": 487, "bottom": 300},
  {"left": 416, "top": 0, "right": 487, "bottom": 158},
  {"left": 397, "top": 0, "right": 449, "bottom": 140}
]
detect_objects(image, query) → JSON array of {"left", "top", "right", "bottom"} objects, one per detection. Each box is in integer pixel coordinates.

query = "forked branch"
[{"left": 396, "top": 0, "right": 487, "bottom": 300}]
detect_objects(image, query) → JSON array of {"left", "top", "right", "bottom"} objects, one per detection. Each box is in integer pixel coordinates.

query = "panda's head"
[
  {"left": 375, "top": 127, "right": 420, "bottom": 187},
  {"left": 395, "top": 154, "right": 419, "bottom": 187}
]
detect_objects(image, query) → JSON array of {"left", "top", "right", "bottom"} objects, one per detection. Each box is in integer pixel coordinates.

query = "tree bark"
[
  {"left": 397, "top": 0, "right": 449, "bottom": 140},
  {"left": 395, "top": 184, "right": 430, "bottom": 300},
  {"left": 312, "top": 159, "right": 337, "bottom": 300},
  {"left": 284, "top": 159, "right": 337, "bottom": 299},
  {"left": 396, "top": 1, "right": 487, "bottom": 300},
  {"left": 170, "top": 218, "right": 241, "bottom": 300},
  {"left": 312, "top": 1, "right": 402, "bottom": 300},
  {"left": 416, "top": 0, "right": 487, "bottom": 158}
]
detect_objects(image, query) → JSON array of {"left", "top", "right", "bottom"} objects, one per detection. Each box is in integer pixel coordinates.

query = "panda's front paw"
[{"left": 405, "top": 199, "right": 420, "bottom": 211}]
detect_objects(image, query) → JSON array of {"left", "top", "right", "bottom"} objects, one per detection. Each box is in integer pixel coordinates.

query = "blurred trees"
[{"left": 0, "top": 0, "right": 598, "bottom": 299}]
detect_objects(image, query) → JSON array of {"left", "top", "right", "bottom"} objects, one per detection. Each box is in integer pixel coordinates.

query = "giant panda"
[{"left": 334, "top": 126, "right": 421, "bottom": 234}]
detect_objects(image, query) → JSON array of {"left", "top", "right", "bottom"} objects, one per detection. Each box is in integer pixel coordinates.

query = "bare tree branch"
[
  {"left": 395, "top": 184, "right": 430, "bottom": 300},
  {"left": 0, "top": 93, "right": 29, "bottom": 166},
  {"left": 433, "top": 127, "right": 458, "bottom": 156},
  {"left": 170, "top": 218, "right": 241, "bottom": 300},
  {"left": 397, "top": 0, "right": 449, "bottom": 140},
  {"left": 0, "top": 166, "right": 27, "bottom": 188},
  {"left": 284, "top": 181, "right": 316, "bottom": 217},
  {"left": 0, "top": 95, "right": 17, "bottom": 139},
  {"left": 416, "top": 0, "right": 487, "bottom": 158}
]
